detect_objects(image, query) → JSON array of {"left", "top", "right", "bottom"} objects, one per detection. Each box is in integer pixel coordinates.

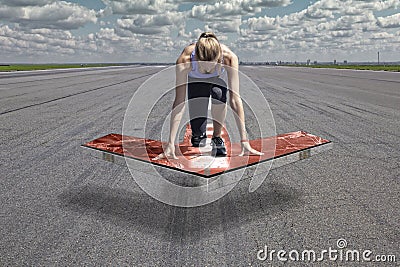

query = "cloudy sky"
[{"left": 0, "top": 0, "right": 399, "bottom": 63}]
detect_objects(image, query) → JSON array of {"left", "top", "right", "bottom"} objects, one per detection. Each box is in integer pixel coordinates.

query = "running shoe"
[
  {"left": 191, "top": 133, "right": 207, "bottom": 147},
  {"left": 211, "top": 136, "right": 227, "bottom": 157}
]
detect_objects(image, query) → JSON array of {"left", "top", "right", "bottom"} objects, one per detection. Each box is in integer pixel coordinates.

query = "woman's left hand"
[{"left": 238, "top": 141, "right": 264, "bottom": 156}]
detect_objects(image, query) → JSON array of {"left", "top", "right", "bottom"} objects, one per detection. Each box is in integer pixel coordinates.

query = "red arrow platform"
[{"left": 82, "top": 123, "right": 332, "bottom": 178}]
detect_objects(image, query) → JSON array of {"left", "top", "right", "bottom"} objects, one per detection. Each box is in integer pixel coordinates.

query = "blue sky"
[{"left": 0, "top": 0, "right": 399, "bottom": 63}]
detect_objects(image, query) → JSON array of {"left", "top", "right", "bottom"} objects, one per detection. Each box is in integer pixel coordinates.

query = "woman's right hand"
[
  {"left": 152, "top": 142, "right": 178, "bottom": 160},
  {"left": 238, "top": 141, "right": 264, "bottom": 156}
]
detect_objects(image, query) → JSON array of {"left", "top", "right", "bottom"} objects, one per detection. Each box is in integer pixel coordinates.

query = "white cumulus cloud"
[
  {"left": 377, "top": 13, "right": 400, "bottom": 28},
  {"left": 100, "top": 0, "right": 177, "bottom": 15},
  {"left": 0, "top": 1, "right": 97, "bottom": 30}
]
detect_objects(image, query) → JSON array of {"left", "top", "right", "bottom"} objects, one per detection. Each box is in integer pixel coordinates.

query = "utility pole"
[{"left": 378, "top": 51, "right": 380, "bottom": 65}]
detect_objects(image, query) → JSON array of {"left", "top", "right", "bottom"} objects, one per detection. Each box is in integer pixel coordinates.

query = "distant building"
[{"left": 344, "top": 60, "right": 348, "bottom": 64}]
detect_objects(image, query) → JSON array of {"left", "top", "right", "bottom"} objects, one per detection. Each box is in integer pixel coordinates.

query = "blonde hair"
[{"left": 195, "top": 32, "right": 222, "bottom": 63}]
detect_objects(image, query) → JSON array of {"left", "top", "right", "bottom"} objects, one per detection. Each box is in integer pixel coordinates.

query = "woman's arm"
[
  {"left": 153, "top": 47, "right": 191, "bottom": 160},
  {"left": 168, "top": 60, "right": 189, "bottom": 144},
  {"left": 226, "top": 50, "right": 264, "bottom": 156},
  {"left": 226, "top": 53, "right": 248, "bottom": 141}
]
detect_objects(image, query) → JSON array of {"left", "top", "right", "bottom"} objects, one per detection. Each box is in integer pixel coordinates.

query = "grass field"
[
  {"left": 290, "top": 64, "right": 400, "bottom": 72},
  {"left": 0, "top": 64, "right": 125, "bottom": 72}
]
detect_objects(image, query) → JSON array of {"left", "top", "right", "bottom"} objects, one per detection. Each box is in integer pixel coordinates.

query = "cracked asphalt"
[{"left": 0, "top": 66, "right": 399, "bottom": 266}]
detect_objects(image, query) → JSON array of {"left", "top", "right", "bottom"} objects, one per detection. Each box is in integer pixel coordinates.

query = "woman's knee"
[{"left": 211, "top": 86, "right": 227, "bottom": 104}]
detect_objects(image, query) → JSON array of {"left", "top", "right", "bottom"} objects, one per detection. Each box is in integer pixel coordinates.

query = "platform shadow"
[{"left": 58, "top": 180, "right": 304, "bottom": 242}]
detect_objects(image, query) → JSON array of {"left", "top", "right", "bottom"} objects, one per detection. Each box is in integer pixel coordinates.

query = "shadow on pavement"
[{"left": 58, "top": 180, "right": 304, "bottom": 242}]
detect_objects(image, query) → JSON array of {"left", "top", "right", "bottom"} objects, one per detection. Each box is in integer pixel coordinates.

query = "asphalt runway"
[{"left": 1, "top": 66, "right": 399, "bottom": 266}]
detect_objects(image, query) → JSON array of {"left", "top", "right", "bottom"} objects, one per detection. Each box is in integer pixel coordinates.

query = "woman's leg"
[
  {"left": 187, "top": 79, "right": 211, "bottom": 137},
  {"left": 211, "top": 102, "right": 227, "bottom": 137},
  {"left": 210, "top": 78, "right": 228, "bottom": 137}
]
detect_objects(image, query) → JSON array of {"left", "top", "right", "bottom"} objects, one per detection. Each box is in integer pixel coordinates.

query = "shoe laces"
[
  {"left": 212, "top": 136, "right": 224, "bottom": 145},
  {"left": 192, "top": 134, "right": 206, "bottom": 141}
]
